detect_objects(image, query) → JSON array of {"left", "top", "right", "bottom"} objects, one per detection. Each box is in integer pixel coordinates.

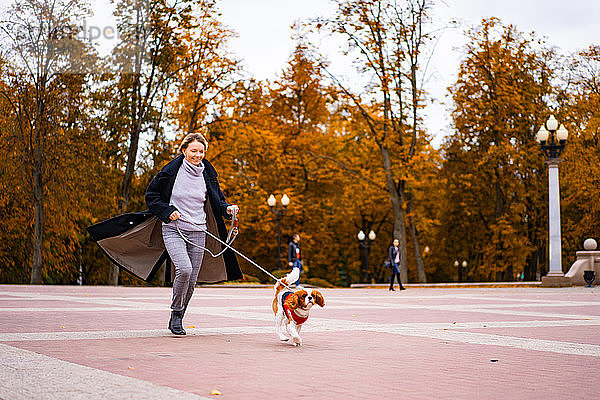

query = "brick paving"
[{"left": 1, "top": 285, "right": 600, "bottom": 399}]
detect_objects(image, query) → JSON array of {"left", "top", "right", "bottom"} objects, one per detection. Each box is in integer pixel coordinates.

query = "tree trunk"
[
  {"left": 392, "top": 194, "right": 409, "bottom": 284},
  {"left": 30, "top": 99, "right": 45, "bottom": 284},
  {"left": 111, "top": 52, "right": 145, "bottom": 284},
  {"left": 405, "top": 1, "right": 427, "bottom": 285},
  {"left": 108, "top": 262, "right": 119, "bottom": 286},
  {"left": 30, "top": 165, "right": 44, "bottom": 284},
  {"left": 119, "top": 125, "right": 141, "bottom": 213},
  {"left": 407, "top": 195, "right": 426, "bottom": 283},
  {"left": 380, "top": 145, "right": 409, "bottom": 283},
  {"left": 110, "top": 120, "right": 141, "bottom": 286}
]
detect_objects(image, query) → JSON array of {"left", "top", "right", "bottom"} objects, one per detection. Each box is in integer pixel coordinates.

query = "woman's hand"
[
  {"left": 169, "top": 211, "right": 181, "bottom": 221},
  {"left": 226, "top": 205, "right": 239, "bottom": 216}
]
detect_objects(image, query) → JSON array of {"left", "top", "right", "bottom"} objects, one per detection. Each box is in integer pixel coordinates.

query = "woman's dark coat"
[
  {"left": 388, "top": 245, "right": 401, "bottom": 274},
  {"left": 87, "top": 155, "right": 242, "bottom": 283}
]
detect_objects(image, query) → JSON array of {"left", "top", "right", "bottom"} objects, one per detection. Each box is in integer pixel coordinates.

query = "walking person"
[
  {"left": 145, "top": 133, "right": 241, "bottom": 335},
  {"left": 288, "top": 234, "right": 302, "bottom": 286},
  {"left": 88, "top": 132, "right": 242, "bottom": 335},
  {"left": 388, "top": 239, "right": 406, "bottom": 291}
]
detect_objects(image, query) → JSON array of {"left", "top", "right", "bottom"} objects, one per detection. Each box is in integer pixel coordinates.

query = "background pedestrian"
[
  {"left": 288, "top": 234, "right": 302, "bottom": 286},
  {"left": 388, "top": 239, "right": 406, "bottom": 291}
]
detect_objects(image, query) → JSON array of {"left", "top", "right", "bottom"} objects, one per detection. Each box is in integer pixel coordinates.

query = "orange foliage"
[
  {"left": 439, "top": 18, "right": 554, "bottom": 281},
  {"left": 2, "top": 5, "right": 600, "bottom": 286}
]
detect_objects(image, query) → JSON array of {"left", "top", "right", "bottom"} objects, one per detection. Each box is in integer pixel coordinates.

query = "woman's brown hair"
[{"left": 179, "top": 133, "right": 208, "bottom": 153}]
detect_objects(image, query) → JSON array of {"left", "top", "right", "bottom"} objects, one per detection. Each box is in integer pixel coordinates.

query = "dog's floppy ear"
[
  {"left": 284, "top": 292, "right": 299, "bottom": 309},
  {"left": 312, "top": 290, "right": 325, "bottom": 307}
]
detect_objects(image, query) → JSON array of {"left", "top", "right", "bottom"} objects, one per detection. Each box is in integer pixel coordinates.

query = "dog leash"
[
  {"left": 177, "top": 210, "right": 239, "bottom": 258},
  {"left": 175, "top": 214, "right": 294, "bottom": 291}
]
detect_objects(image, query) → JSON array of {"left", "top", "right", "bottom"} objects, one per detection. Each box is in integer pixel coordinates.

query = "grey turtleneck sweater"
[{"left": 167, "top": 158, "right": 207, "bottom": 231}]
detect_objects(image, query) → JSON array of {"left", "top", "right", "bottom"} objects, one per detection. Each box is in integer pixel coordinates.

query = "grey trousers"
[{"left": 162, "top": 224, "right": 206, "bottom": 312}]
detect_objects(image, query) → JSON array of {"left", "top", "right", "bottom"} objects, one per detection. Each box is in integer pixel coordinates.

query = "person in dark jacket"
[
  {"left": 388, "top": 239, "right": 406, "bottom": 291},
  {"left": 287, "top": 234, "right": 302, "bottom": 286},
  {"left": 145, "top": 133, "right": 240, "bottom": 335}
]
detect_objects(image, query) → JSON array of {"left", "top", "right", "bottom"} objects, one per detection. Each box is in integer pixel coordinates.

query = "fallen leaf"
[
  {"left": 128, "top": 366, "right": 135, "bottom": 370},
  {"left": 210, "top": 389, "right": 222, "bottom": 395},
  {"left": 186, "top": 326, "right": 196, "bottom": 328}
]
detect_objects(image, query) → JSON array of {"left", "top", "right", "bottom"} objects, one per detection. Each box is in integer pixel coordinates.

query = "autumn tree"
[
  {"left": 193, "top": 45, "right": 352, "bottom": 284},
  {"left": 311, "top": 0, "right": 436, "bottom": 282},
  {"left": 559, "top": 45, "right": 600, "bottom": 260},
  {"left": 266, "top": 45, "right": 356, "bottom": 283},
  {"left": 441, "top": 18, "right": 554, "bottom": 281},
  {"left": 0, "top": 59, "right": 30, "bottom": 283},
  {"left": 112, "top": 0, "right": 184, "bottom": 215},
  {"left": 169, "top": 3, "right": 241, "bottom": 136},
  {"left": 100, "top": 0, "right": 237, "bottom": 284},
  {"left": 0, "top": 0, "right": 105, "bottom": 283},
  {"left": 322, "top": 102, "right": 396, "bottom": 283}
]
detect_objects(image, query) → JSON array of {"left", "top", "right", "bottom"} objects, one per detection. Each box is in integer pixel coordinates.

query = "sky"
[{"left": 63, "top": 0, "right": 600, "bottom": 145}]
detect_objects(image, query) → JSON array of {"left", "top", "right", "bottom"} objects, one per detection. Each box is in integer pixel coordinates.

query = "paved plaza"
[{"left": 1, "top": 284, "right": 599, "bottom": 399}]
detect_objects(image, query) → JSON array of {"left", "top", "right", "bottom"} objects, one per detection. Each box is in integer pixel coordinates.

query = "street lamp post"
[
  {"left": 268, "top": 194, "right": 289, "bottom": 271},
  {"left": 454, "top": 260, "right": 460, "bottom": 282},
  {"left": 536, "top": 114, "right": 570, "bottom": 287},
  {"left": 455, "top": 260, "right": 467, "bottom": 282},
  {"left": 358, "top": 230, "right": 376, "bottom": 283}
]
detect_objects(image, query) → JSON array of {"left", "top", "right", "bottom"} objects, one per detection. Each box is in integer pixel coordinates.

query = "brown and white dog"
[{"left": 272, "top": 269, "right": 325, "bottom": 346}]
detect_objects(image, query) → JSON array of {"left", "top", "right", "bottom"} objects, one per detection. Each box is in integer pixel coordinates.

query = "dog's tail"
[{"left": 275, "top": 268, "right": 300, "bottom": 291}]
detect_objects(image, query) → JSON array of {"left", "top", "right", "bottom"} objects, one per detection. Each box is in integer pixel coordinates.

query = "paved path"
[{"left": 1, "top": 285, "right": 599, "bottom": 399}]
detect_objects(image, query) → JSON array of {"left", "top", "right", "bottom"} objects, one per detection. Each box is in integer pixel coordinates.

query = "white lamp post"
[{"left": 536, "top": 115, "right": 570, "bottom": 286}]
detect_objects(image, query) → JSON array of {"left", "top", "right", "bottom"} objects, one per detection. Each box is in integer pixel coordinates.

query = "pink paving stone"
[
  {"left": 8, "top": 330, "right": 599, "bottom": 400},
  {"left": 2, "top": 285, "right": 600, "bottom": 399},
  {"left": 321, "top": 308, "right": 563, "bottom": 324},
  {"left": 462, "top": 326, "right": 600, "bottom": 345},
  {"left": 0, "top": 300, "right": 117, "bottom": 308},
  {"left": 0, "top": 310, "right": 269, "bottom": 333},
  {"left": 528, "top": 306, "right": 600, "bottom": 316}
]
